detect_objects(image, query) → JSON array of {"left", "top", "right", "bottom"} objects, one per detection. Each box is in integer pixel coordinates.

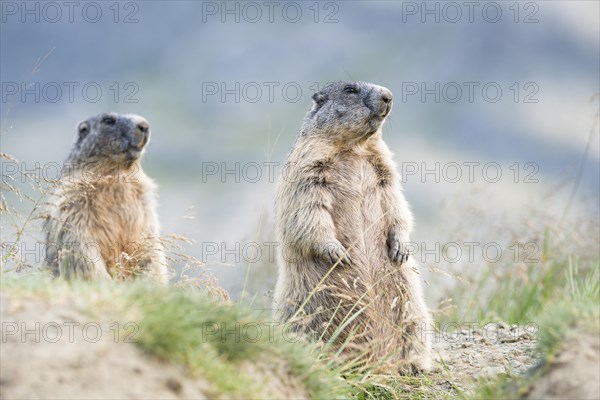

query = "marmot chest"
[
  {"left": 71, "top": 179, "right": 149, "bottom": 265},
  {"left": 329, "top": 157, "right": 388, "bottom": 226}
]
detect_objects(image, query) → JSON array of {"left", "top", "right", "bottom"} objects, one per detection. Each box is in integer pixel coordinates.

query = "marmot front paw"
[
  {"left": 387, "top": 231, "right": 410, "bottom": 265},
  {"left": 316, "top": 241, "right": 351, "bottom": 267}
]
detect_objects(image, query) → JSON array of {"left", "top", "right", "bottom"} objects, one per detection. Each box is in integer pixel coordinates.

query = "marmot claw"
[
  {"left": 388, "top": 231, "right": 409, "bottom": 265},
  {"left": 320, "top": 241, "right": 351, "bottom": 267}
]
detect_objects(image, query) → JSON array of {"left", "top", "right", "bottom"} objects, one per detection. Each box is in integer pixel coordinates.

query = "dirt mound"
[
  {"left": 0, "top": 296, "right": 214, "bottom": 399},
  {"left": 0, "top": 295, "right": 306, "bottom": 400},
  {"left": 525, "top": 332, "right": 600, "bottom": 400},
  {"left": 7, "top": 290, "right": 595, "bottom": 400}
]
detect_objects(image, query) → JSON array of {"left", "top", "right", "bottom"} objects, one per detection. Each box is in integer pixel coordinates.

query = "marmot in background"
[
  {"left": 273, "top": 81, "right": 432, "bottom": 372},
  {"left": 43, "top": 113, "right": 168, "bottom": 283}
]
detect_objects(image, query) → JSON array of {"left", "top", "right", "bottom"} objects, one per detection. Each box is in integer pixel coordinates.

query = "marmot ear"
[{"left": 312, "top": 92, "right": 328, "bottom": 109}]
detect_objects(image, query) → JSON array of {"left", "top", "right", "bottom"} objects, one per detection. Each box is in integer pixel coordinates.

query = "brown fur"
[
  {"left": 43, "top": 113, "right": 168, "bottom": 283},
  {"left": 273, "top": 82, "right": 432, "bottom": 372}
]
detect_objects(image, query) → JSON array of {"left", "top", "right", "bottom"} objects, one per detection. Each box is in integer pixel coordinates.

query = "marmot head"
[
  {"left": 68, "top": 112, "right": 151, "bottom": 168},
  {"left": 301, "top": 81, "right": 393, "bottom": 142}
]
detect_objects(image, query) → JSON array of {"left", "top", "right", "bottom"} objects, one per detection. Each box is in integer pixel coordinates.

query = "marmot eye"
[
  {"left": 344, "top": 86, "right": 358, "bottom": 94},
  {"left": 101, "top": 116, "right": 117, "bottom": 125}
]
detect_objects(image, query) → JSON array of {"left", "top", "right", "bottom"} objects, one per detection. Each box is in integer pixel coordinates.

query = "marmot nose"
[
  {"left": 381, "top": 90, "right": 393, "bottom": 104},
  {"left": 137, "top": 121, "right": 149, "bottom": 134},
  {"left": 132, "top": 122, "right": 150, "bottom": 148}
]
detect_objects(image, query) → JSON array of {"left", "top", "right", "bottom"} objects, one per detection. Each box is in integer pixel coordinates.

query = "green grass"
[
  {"left": 470, "top": 258, "right": 600, "bottom": 399},
  {"left": 1, "top": 276, "right": 350, "bottom": 399},
  {"left": 440, "top": 245, "right": 599, "bottom": 325},
  {"left": 352, "top": 374, "right": 459, "bottom": 400},
  {"left": 3, "top": 254, "right": 598, "bottom": 399},
  {"left": 536, "top": 258, "right": 600, "bottom": 354},
  {"left": 4, "top": 257, "right": 597, "bottom": 399}
]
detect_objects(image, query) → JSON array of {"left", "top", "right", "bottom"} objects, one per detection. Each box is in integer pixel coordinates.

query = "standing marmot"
[
  {"left": 273, "top": 81, "right": 432, "bottom": 372},
  {"left": 43, "top": 112, "right": 168, "bottom": 283}
]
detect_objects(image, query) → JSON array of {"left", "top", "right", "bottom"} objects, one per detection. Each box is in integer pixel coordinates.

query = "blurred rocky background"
[{"left": 1, "top": 1, "right": 598, "bottom": 303}]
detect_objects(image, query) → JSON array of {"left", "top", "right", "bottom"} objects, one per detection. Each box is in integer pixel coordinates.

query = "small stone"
[
  {"left": 519, "top": 332, "right": 533, "bottom": 340},
  {"left": 479, "top": 366, "right": 504, "bottom": 377},
  {"left": 510, "top": 359, "right": 522, "bottom": 369},
  {"left": 165, "top": 377, "right": 183, "bottom": 394}
]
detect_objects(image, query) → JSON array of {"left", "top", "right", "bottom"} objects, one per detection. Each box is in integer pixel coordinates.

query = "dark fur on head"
[
  {"left": 301, "top": 81, "right": 393, "bottom": 141},
  {"left": 67, "top": 112, "right": 150, "bottom": 168}
]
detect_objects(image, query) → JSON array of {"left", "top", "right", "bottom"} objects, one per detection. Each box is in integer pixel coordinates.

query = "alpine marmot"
[
  {"left": 43, "top": 112, "right": 168, "bottom": 283},
  {"left": 273, "top": 81, "right": 432, "bottom": 372}
]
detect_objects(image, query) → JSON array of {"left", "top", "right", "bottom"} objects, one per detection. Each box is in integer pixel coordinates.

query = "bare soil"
[
  {"left": 525, "top": 332, "right": 600, "bottom": 400},
  {"left": 433, "top": 322, "right": 540, "bottom": 395},
  {"left": 0, "top": 296, "right": 306, "bottom": 400}
]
